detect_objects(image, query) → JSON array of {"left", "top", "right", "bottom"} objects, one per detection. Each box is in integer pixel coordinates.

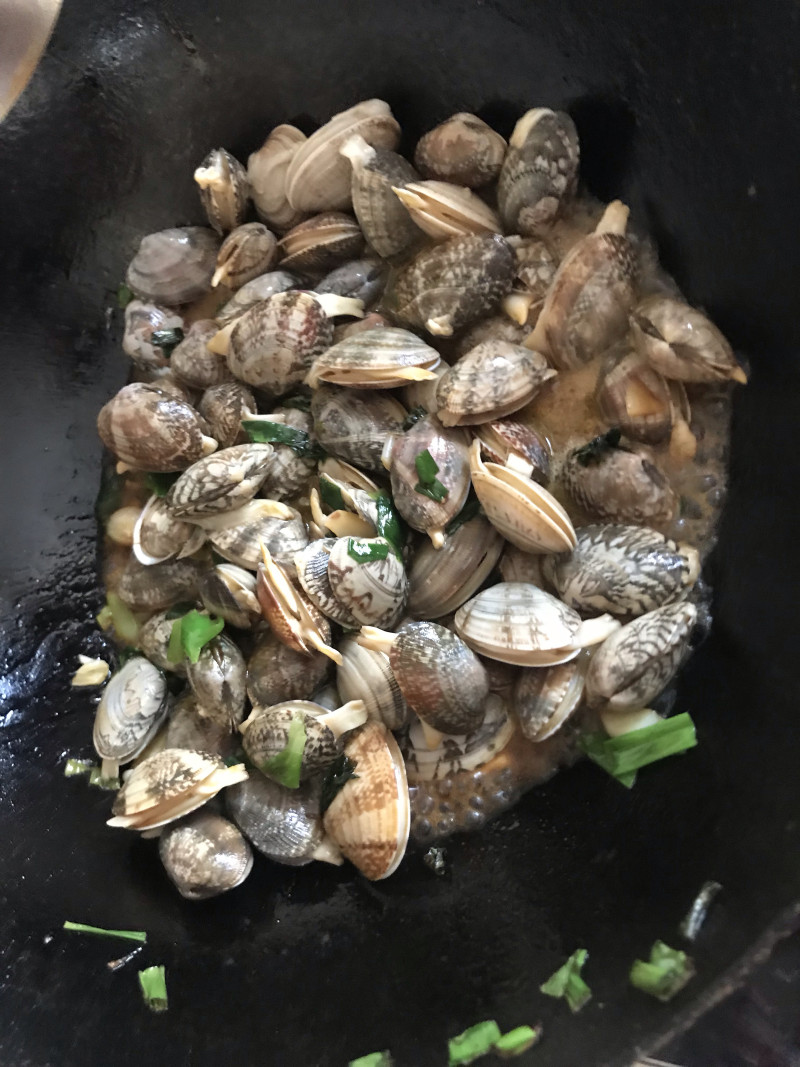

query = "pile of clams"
[{"left": 83, "top": 98, "right": 743, "bottom": 898}]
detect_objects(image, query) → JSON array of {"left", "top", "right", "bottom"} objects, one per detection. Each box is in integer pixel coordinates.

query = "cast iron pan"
[{"left": 1, "top": 2, "right": 799, "bottom": 1064}]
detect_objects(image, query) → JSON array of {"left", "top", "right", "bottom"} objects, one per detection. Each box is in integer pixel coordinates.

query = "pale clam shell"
[
  {"left": 497, "top": 109, "right": 579, "bottom": 236},
  {"left": 194, "top": 148, "right": 250, "bottom": 235},
  {"left": 327, "top": 536, "right": 408, "bottom": 628},
  {"left": 307, "top": 326, "right": 440, "bottom": 389},
  {"left": 159, "top": 811, "right": 253, "bottom": 899},
  {"left": 165, "top": 443, "right": 274, "bottom": 519},
  {"left": 514, "top": 653, "right": 589, "bottom": 742},
  {"left": 406, "top": 515, "right": 505, "bottom": 620},
  {"left": 247, "top": 124, "right": 308, "bottom": 232},
  {"left": 132, "top": 494, "right": 203, "bottom": 566},
  {"left": 170, "top": 319, "right": 232, "bottom": 390},
  {"left": 393, "top": 179, "right": 502, "bottom": 240},
  {"left": 204, "top": 499, "right": 309, "bottom": 570},
  {"left": 294, "top": 538, "right": 360, "bottom": 628},
  {"left": 93, "top": 657, "right": 170, "bottom": 763},
  {"left": 404, "top": 693, "right": 514, "bottom": 781},
  {"left": 336, "top": 636, "right": 410, "bottom": 731},
  {"left": 125, "top": 227, "right": 219, "bottom": 307},
  {"left": 322, "top": 720, "right": 410, "bottom": 880},
  {"left": 436, "top": 340, "right": 556, "bottom": 426},
  {"left": 185, "top": 633, "right": 247, "bottom": 730},
  {"left": 227, "top": 774, "right": 337, "bottom": 867}
]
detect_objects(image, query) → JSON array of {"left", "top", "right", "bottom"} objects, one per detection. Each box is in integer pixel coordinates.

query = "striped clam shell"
[
  {"left": 278, "top": 212, "right": 364, "bottom": 276},
  {"left": 514, "top": 654, "right": 589, "bottom": 743},
  {"left": 170, "top": 320, "right": 232, "bottom": 390},
  {"left": 202, "top": 499, "right": 309, "bottom": 570},
  {"left": 404, "top": 693, "right": 514, "bottom": 781},
  {"left": 406, "top": 515, "right": 505, "bottom": 620},
  {"left": 311, "top": 384, "right": 406, "bottom": 472},
  {"left": 336, "top": 636, "right": 410, "bottom": 731},
  {"left": 185, "top": 633, "right": 247, "bottom": 730},
  {"left": 93, "top": 657, "right": 170, "bottom": 763},
  {"left": 393, "top": 180, "right": 502, "bottom": 241},
  {"left": 327, "top": 537, "right": 408, "bottom": 629},
  {"left": 198, "top": 564, "right": 261, "bottom": 629},
  {"left": 342, "top": 136, "right": 421, "bottom": 261},
  {"left": 246, "top": 629, "right": 331, "bottom": 708},
  {"left": 194, "top": 148, "right": 249, "bottom": 234},
  {"left": 307, "top": 327, "right": 440, "bottom": 389},
  {"left": 197, "top": 381, "right": 256, "bottom": 449},
  {"left": 436, "top": 340, "right": 556, "bottom": 426},
  {"left": 227, "top": 774, "right": 338, "bottom": 867},
  {"left": 213, "top": 222, "right": 278, "bottom": 291},
  {"left": 294, "top": 538, "right": 360, "bottom": 628}
]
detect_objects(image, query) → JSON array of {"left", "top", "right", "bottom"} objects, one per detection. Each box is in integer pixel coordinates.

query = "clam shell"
[
  {"left": 257, "top": 406, "right": 317, "bottom": 501},
  {"left": 198, "top": 564, "right": 260, "bottom": 629},
  {"left": 126, "top": 227, "right": 219, "bottom": 307},
  {"left": 122, "top": 300, "right": 183, "bottom": 374},
  {"left": 294, "top": 538, "right": 360, "bottom": 628},
  {"left": 327, "top": 537, "right": 408, "bottom": 628},
  {"left": 205, "top": 499, "right": 309, "bottom": 569},
  {"left": 453, "top": 313, "right": 528, "bottom": 358},
  {"left": 477, "top": 418, "right": 551, "bottom": 485},
  {"left": 164, "top": 691, "right": 234, "bottom": 757},
  {"left": 406, "top": 515, "right": 505, "bottom": 619},
  {"left": 97, "top": 382, "right": 217, "bottom": 472},
  {"left": 337, "top": 636, "right": 410, "bottom": 731},
  {"left": 498, "top": 545, "right": 547, "bottom": 587},
  {"left": 170, "top": 320, "right": 232, "bottom": 390},
  {"left": 585, "top": 601, "right": 697, "bottom": 711},
  {"left": 138, "top": 611, "right": 188, "bottom": 677},
  {"left": 341, "top": 134, "right": 421, "bottom": 261},
  {"left": 93, "top": 657, "right": 170, "bottom": 763},
  {"left": 278, "top": 212, "right": 364, "bottom": 276},
  {"left": 436, "top": 340, "right": 556, "bottom": 426},
  {"left": 117, "top": 556, "right": 204, "bottom": 611},
  {"left": 497, "top": 109, "right": 579, "bottom": 236},
  {"left": 197, "top": 381, "right": 257, "bottom": 449},
  {"left": 227, "top": 291, "right": 333, "bottom": 395},
  {"left": 404, "top": 693, "right": 514, "bottom": 781},
  {"left": 562, "top": 437, "right": 677, "bottom": 526},
  {"left": 166, "top": 444, "right": 273, "bottom": 519},
  {"left": 246, "top": 629, "right": 330, "bottom": 707},
  {"left": 286, "top": 99, "right": 401, "bottom": 213},
  {"left": 216, "top": 270, "right": 299, "bottom": 326},
  {"left": 595, "top": 347, "right": 675, "bottom": 444},
  {"left": 240, "top": 700, "right": 363, "bottom": 781},
  {"left": 194, "top": 148, "right": 250, "bottom": 234},
  {"left": 132, "top": 494, "right": 203, "bottom": 566},
  {"left": 227, "top": 774, "right": 334, "bottom": 866},
  {"left": 256, "top": 550, "right": 338, "bottom": 661},
  {"left": 414, "top": 113, "right": 506, "bottom": 188},
  {"left": 307, "top": 326, "right": 440, "bottom": 390},
  {"left": 311, "top": 384, "right": 406, "bottom": 472},
  {"left": 159, "top": 811, "right": 253, "bottom": 899},
  {"left": 630, "top": 295, "right": 747, "bottom": 384},
  {"left": 514, "top": 654, "right": 588, "bottom": 742},
  {"left": 322, "top": 720, "right": 410, "bottom": 880},
  {"left": 393, "top": 180, "right": 502, "bottom": 240},
  {"left": 185, "top": 633, "right": 247, "bottom": 730},
  {"left": 543, "top": 524, "right": 700, "bottom": 617},
  {"left": 247, "top": 124, "right": 308, "bottom": 232},
  {"left": 470, "top": 439, "right": 576, "bottom": 554},
  {"left": 317, "top": 257, "right": 388, "bottom": 306},
  {"left": 212, "top": 222, "right": 278, "bottom": 290}
]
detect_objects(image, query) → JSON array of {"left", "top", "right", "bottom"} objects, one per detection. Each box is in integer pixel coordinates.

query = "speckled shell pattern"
[
  {"left": 349, "top": 145, "right": 421, "bottom": 261},
  {"left": 414, "top": 112, "right": 507, "bottom": 188},
  {"left": 208, "top": 505, "right": 309, "bottom": 569},
  {"left": 137, "top": 496, "right": 196, "bottom": 560},
  {"left": 388, "top": 415, "right": 470, "bottom": 535},
  {"left": 308, "top": 326, "right": 440, "bottom": 388},
  {"left": 164, "top": 692, "right": 234, "bottom": 757},
  {"left": 595, "top": 348, "right": 675, "bottom": 444},
  {"left": 454, "top": 582, "right": 581, "bottom": 663},
  {"left": 159, "top": 811, "right": 253, "bottom": 899},
  {"left": 294, "top": 539, "right": 360, "bottom": 628},
  {"left": 195, "top": 148, "right": 250, "bottom": 235},
  {"left": 197, "top": 381, "right": 256, "bottom": 448},
  {"left": 197, "top": 566, "right": 259, "bottom": 629},
  {"left": 562, "top": 445, "right": 677, "bottom": 526},
  {"left": 138, "top": 612, "right": 188, "bottom": 677},
  {"left": 216, "top": 271, "right": 298, "bottom": 326},
  {"left": 93, "top": 657, "right": 169, "bottom": 762},
  {"left": 185, "top": 634, "right": 247, "bottom": 730},
  {"left": 630, "top": 295, "right": 744, "bottom": 383},
  {"left": 513, "top": 658, "right": 586, "bottom": 742},
  {"left": 226, "top": 774, "right": 326, "bottom": 866},
  {"left": 277, "top": 212, "right": 365, "bottom": 276},
  {"left": 170, "top": 320, "right": 232, "bottom": 390},
  {"left": 498, "top": 110, "right": 579, "bottom": 236},
  {"left": 122, "top": 300, "right": 182, "bottom": 373},
  {"left": 543, "top": 524, "right": 699, "bottom": 617},
  {"left": 97, "top": 383, "right": 213, "bottom": 471},
  {"left": 328, "top": 538, "right": 407, "bottom": 629},
  {"left": 258, "top": 408, "right": 317, "bottom": 500},
  {"left": 166, "top": 444, "right": 273, "bottom": 519},
  {"left": 436, "top": 340, "right": 556, "bottom": 425},
  {"left": 227, "top": 291, "right": 334, "bottom": 394},
  {"left": 336, "top": 637, "right": 410, "bottom": 731},
  {"left": 404, "top": 694, "right": 513, "bottom": 780},
  {"left": 311, "top": 385, "right": 406, "bottom": 472},
  {"left": 389, "top": 620, "right": 489, "bottom": 734},
  {"left": 585, "top": 601, "right": 698, "bottom": 711},
  {"left": 246, "top": 630, "right": 330, "bottom": 708},
  {"left": 241, "top": 702, "right": 341, "bottom": 780},
  {"left": 117, "top": 556, "right": 204, "bottom": 611},
  {"left": 388, "top": 233, "right": 516, "bottom": 337}
]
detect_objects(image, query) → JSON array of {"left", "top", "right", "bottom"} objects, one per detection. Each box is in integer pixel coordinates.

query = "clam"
[
  {"left": 358, "top": 621, "right": 489, "bottom": 742},
  {"left": 212, "top": 222, "right": 278, "bottom": 290},
  {"left": 165, "top": 443, "right": 274, "bottom": 519},
  {"left": 307, "top": 326, "right": 440, "bottom": 390},
  {"left": 525, "top": 200, "right": 638, "bottom": 369},
  {"left": 327, "top": 536, "right": 408, "bottom": 628},
  {"left": 404, "top": 693, "right": 514, "bottom": 781},
  {"left": 285, "top": 99, "right": 401, "bottom": 213},
  {"left": 333, "top": 310, "right": 391, "bottom": 343},
  {"left": 470, "top": 439, "right": 576, "bottom": 553},
  {"left": 97, "top": 382, "right": 217, "bottom": 471},
  {"left": 125, "top": 227, "right": 219, "bottom": 307},
  {"left": 339, "top": 133, "right": 421, "bottom": 261},
  {"left": 514, "top": 654, "right": 589, "bottom": 743},
  {"left": 393, "top": 180, "right": 502, "bottom": 240},
  {"left": 256, "top": 547, "right": 341, "bottom": 663},
  {"left": 498, "top": 545, "right": 547, "bottom": 587},
  {"left": 132, "top": 494, "right": 206, "bottom": 566},
  {"left": 107, "top": 748, "right": 248, "bottom": 832},
  {"left": 406, "top": 515, "right": 505, "bottom": 619},
  {"left": 215, "top": 270, "right": 299, "bottom": 326},
  {"left": 504, "top": 235, "right": 559, "bottom": 326},
  {"left": 226, "top": 291, "right": 335, "bottom": 395},
  {"left": 246, "top": 629, "right": 330, "bottom": 708},
  {"left": 198, "top": 563, "right": 261, "bottom": 629},
  {"left": 117, "top": 556, "right": 204, "bottom": 611},
  {"left": 227, "top": 773, "right": 342, "bottom": 866},
  {"left": 387, "top": 233, "right": 516, "bottom": 337},
  {"left": 170, "top": 320, "right": 232, "bottom": 390},
  {"left": 197, "top": 381, "right": 256, "bottom": 449},
  {"left": 93, "top": 657, "right": 170, "bottom": 770},
  {"left": 384, "top": 414, "right": 471, "bottom": 548},
  {"left": 401, "top": 361, "right": 447, "bottom": 415},
  {"left": 309, "top": 468, "right": 382, "bottom": 540},
  {"left": 336, "top": 636, "right": 410, "bottom": 731},
  {"left": 278, "top": 212, "right": 365, "bottom": 276},
  {"left": 543, "top": 524, "right": 700, "bottom": 617},
  {"left": 414, "top": 112, "right": 506, "bottom": 188},
  {"left": 122, "top": 301, "right": 184, "bottom": 375},
  {"left": 436, "top": 340, "right": 557, "bottom": 426},
  {"left": 247, "top": 124, "right": 308, "bottom": 231},
  {"left": 294, "top": 538, "right": 360, "bottom": 628},
  {"left": 322, "top": 720, "right": 410, "bottom": 880},
  {"left": 497, "top": 108, "right": 580, "bottom": 236},
  {"left": 203, "top": 499, "right": 309, "bottom": 570},
  {"left": 630, "top": 295, "right": 748, "bottom": 384},
  {"left": 476, "top": 418, "right": 551, "bottom": 484},
  {"left": 454, "top": 582, "right": 620, "bottom": 667},
  {"left": 164, "top": 690, "right": 234, "bottom": 757},
  {"left": 311, "top": 682, "right": 342, "bottom": 711},
  {"left": 240, "top": 699, "right": 368, "bottom": 781},
  {"left": 453, "top": 313, "right": 529, "bottom": 358},
  {"left": 138, "top": 611, "right": 188, "bottom": 677},
  {"left": 185, "top": 633, "right": 247, "bottom": 730},
  {"left": 595, "top": 347, "right": 676, "bottom": 444},
  {"left": 159, "top": 810, "right": 253, "bottom": 899},
  {"left": 561, "top": 431, "right": 678, "bottom": 526},
  {"left": 256, "top": 406, "right": 318, "bottom": 501},
  {"left": 317, "top": 257, "right": 388, "bottom": 306},
  {"left": 311, "top": 384, "right": 407, "bottom": 471},
  {"left": 585, "top": 601, "right": 697, "bottom": 712},
  {"left": 194, "top": 148, "right": 249, "bottom": 234}
]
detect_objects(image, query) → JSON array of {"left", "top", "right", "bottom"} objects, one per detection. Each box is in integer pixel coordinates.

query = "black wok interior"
[{"left": 1, "top": 2, "right": 800, "bottom": 1064}]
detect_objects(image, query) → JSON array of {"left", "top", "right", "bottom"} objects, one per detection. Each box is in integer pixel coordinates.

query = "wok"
[{"left": 1, "top": 1, "right": 799, "bottom": 1064}]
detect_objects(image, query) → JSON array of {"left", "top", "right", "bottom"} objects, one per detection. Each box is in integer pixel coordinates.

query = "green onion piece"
[
  {"left": 280, "top": 392, "right": 312, "bottom": 412},
  {"left": 150, "top": 327, "right": 184, "bottom": 358},
  {"left": 540, "top": 948, "right": 592, "bottom": 1013},
  {"left": 117, "top": 283, "right": 134, "bottom": 309},
  {"left": 138, "top": 965, "right": 168, "bottom": 1013},
  {"left": 494, "top": 1025, "right": 542, "bottom": 1058},
  {"left": 242, "top": 418, "right": 323, "bottom": 460},
  {"left": 64, "top": 758, "right": 94, "bottom": 777},
  {"left": 415, "top": 448, "right": 440, "bottom": 484},
  {"left": 88, "top": 767, "right": 121, "bottom": 791},
  {"left": 144, "top": 471, "right": 181, "bottom": 497},
  {"left": 369, "top": 490, "right": 405, "bottom": 556},
  {"left": 448, "top": 1020, "right": 503, "bottom": 1065},
  {"left": 579, "top": 713, "right": 698, "bottom": 783},
  {"left": 402, "top": 404, "right": 428, "bottom": 430},
  {"left": 168, "top": 610, "right": 224, "bottom": 665},
  {"left": 319, "top": 474, "right": 346, "bottom": 513},
  {"left": 414, "top": 478, "right": 449, "bottom": 503},
  {"left": 320, "top": 754, "right": 359, "bottom": 815},
  {"left": 347, "top": 538, "right": 390, "bottom": 563},
  {"left": 262, "top": 714, "right": 307, "bottom": 789},
  {"left": 348, "top": 1052, "right": 393, "bottom": 1067},
  {"left": 629, "top": 940, "right": 695, "bottom": 1002},
  {"left": 444, "top": 493, "right": 482, "bottom": 536},
  {"left": 63, "top": 921, "right": 147, "bottom": 943},
  {"left": 96, "top": 592, "right": 140, "bottom": 645}
]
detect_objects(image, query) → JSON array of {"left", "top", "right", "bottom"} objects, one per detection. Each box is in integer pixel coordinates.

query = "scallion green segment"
[
  {"left": 369, "top": 490, "right": 405, "bottom": 556},
  {"left": 415, "top": 448, "right": 440, "bottom": 484},
  {"left": 540, "top": 948, "right": 592, "bottom": 1013},
  {"left": 444, "top": 493, "right": 482, "bottom": 536},
  {"left": 262, "top": 714, "right": 307, "bottom": 789},
  {"left": 347, "top": 538, "right": 390, "bottom": 563},
  {"left": 402, "top": 404, "right": 427, "bottom": 430},
  {"left": 138, "top": 965, "right": 168, "bottom": 1013},
  {"left": 64, "top": 758, "right": 94, "bottom": 777},
  {"left": 242, "top": 418, "right": 323, "bottom": 459},
  {"left": 117, "top": 283, "right": 134, "bottom": 309},
  {"left": 448, "top": 1020, "right": 503, "bottom": 1065},
  {"left": 88, "top": 767, "right": 121, "bottom": 791},
  {"left": 95, "top": 592, "right": 140, "bottom": 645},
  {"left": 414, "top": 479, "right": 449, "bottom": 503},
  {"left": 168, "top": 610, "right": 224, "bottom": 665},
  {"left": 319, "top": 475, "right": 346, "bottom": 513},
  {"left": 494, "top": 1025, "right": 542, "bottom": 1058},
  {"left": 630, "top": 941, "right": 695, "bottom": 1002},
  {"left": 320, "top": 754, "right": 359, "bottom": 815},
  {"left": 348, "top": 1052, "right": 393, "bottom": 1067},
  {"left": 579, "top": 713, "right": 697, "bottom": 785},
  {"left": 144, "top": 471, "right": 180, "bottom": 497},
  {"left": 63, "top": 921, "right": 146, "bottom": 943},
  {"left": 150, "top": 327, "right": 184, "bottom": 357}
]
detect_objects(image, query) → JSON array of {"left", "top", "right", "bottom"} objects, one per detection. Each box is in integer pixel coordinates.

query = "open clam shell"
[
  {"left": 197, "top": 381, "right": 256, "bottom": 449},
  {"left": 166, "top": 444, "right": 273, "bottom": 520},
  {"left": 595, "top": 347, "right": 676, "bottom": 444},
  {"left": 257, "top": 547, "right": 341, "bottom": 663},
  {"left": 132, "top": 494, "right": 205, "bottom": 567},
  {"left": 514, "top": 653, "right": 589, "bottom": 742},
  {"left": 436, "top": 340, "right": 556, "bottom": 426},
  {"left": 194, "top": 148, "right": 250, "bottom": 235},
  {"left": 247, "top": 124, "right": 308, "bottom": 232},
  {"left": 307, "top": 326, "right": 440, "bottom": 389},
  {"left": 213, "top": 222, "right": 278, "bottom": 290},
  {"left": 278, "top": 212, "right": 364, "bottom": 276},
  {"left": 159, "top": 811, "right": 253, "bottom": 900},
  {"left": 393, "top": 180, "right": 502, "bottom": 240},
  {"left": 93, "top": 657, "right": 170, "bottom": 765},
  {"left": 294, "top": 538, "right": 360, "bottom": 628},
  {"left": 336, "top": 636, "right": 410, "bottom": 731},
  {"left": 404, "top": 693, "right": 514, "bottom": 781},
  {"left": 476, "top": 418, "right": 551, "bottom": 485},
  {"left": 407, "top": 515, "right": 505, "bottom": 620},
  {"left": 322, "top": 720, "right": 410, "bottom": 880},
  {"left": 201, "top": 499, "right": 309, "bottom": 570}
]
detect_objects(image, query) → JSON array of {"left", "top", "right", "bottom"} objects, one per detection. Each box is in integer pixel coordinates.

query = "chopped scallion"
[
  {"left": 167, "top": 610, "right": 224, "bottom": 665},
  {"left": 95, "top": 592, "right": 139, "bottom": 645},
  {"left": 448, "top": 1020, "right": 503, "bottom": 1065},
  {"left": 88, "top": 766, "right": 120, "bottom": 791},
  {"left": 579, "top": 713, "right": 697, "bottom": 785},
  {"left": 117, "top": 283, "right": 134, "bottom": 309},
  {"left": 138, "top": 965, "right": 168, "bottom": 1013},
  {"left": 540, "top": 948, "right": 592, "bottom": 1013},
  {"left": 414, "top": 479, "right": 449, "bottom": 503},
  {"left": 64, "top": 758, "right": 94, "bottom": 777},
  {"left": 320, "top": 754, "right": 359, "bottom": 815},
  {"left": 262, "top": 714, "right": 307, "bottom": 789},
  {"left": 150, "top": 327, "right": 184, "bottom": 358},
  {"left": 347, "top": 538, "right": 390, "bottom": 563},
  {"left": 369, "top": 490, "right": 405, "bottom": 557},
  {"left": 629, "top": 940, "right": 695, "bottom": 1002},
  {"left": 319, "top": 475, "right": 346, "bottom": 513},
  {"left": 494, "top": 1025, "right": 542, "bottom": 1058},
  {"left": 144, "top": 471, "right": 180, "bottom": 498},
  {"left": 348, "top": 1052, "right": 393, "bottom": 1067},
  {"left": 242, "top": 418, "right": 323, "bottom": 459},
  {"left": 444, "top": 493, "right": 482, "bottom": 536},
  {"left": 415, "top": 448, "right": 440, "bottom": 484},
  {"left": 63, "top": 921, "right": 146, "bottom": 943}
]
